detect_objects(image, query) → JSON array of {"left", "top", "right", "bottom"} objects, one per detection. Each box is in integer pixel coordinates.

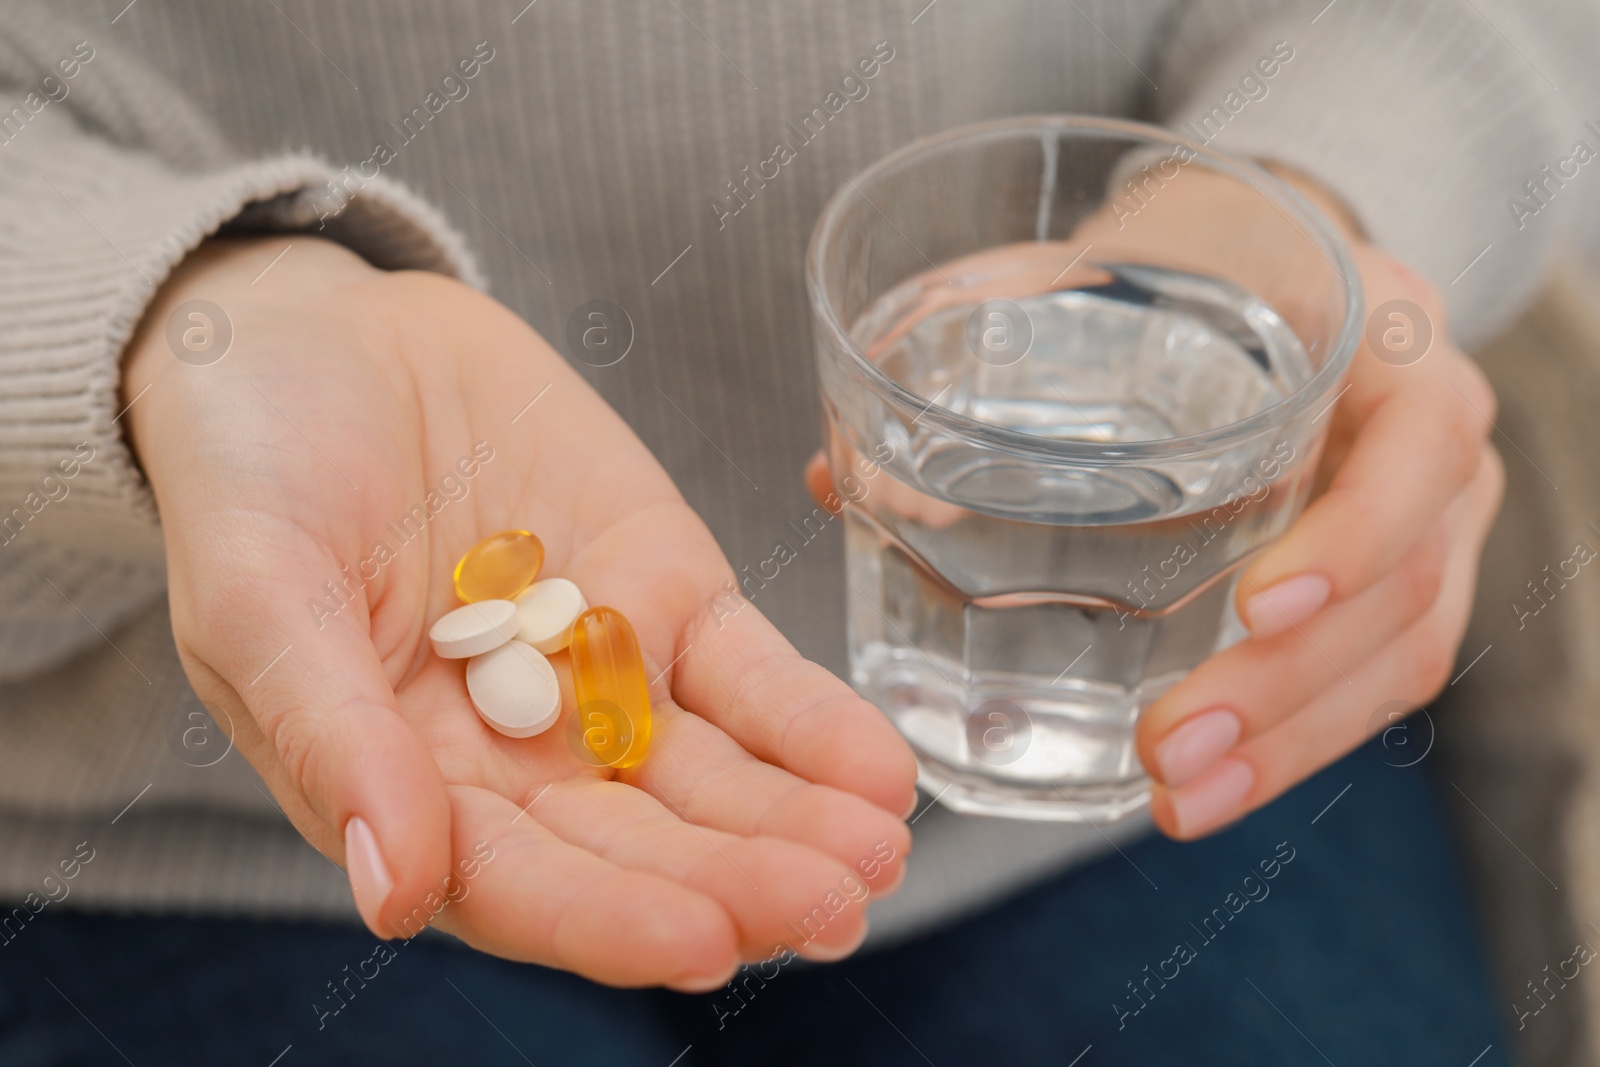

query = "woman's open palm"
[{"left": 122, "top": 237, "right": 915, "bottom": 991}]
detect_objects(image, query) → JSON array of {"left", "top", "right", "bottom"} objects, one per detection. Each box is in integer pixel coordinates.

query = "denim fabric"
[{"left": 0, "top": 736, "right": 1509, "bottom": 1067}]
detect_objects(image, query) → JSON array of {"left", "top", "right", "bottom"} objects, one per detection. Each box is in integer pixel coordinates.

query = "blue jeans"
[{"left": 0, "top": 737, "right": 1509, "bottom": 1066}]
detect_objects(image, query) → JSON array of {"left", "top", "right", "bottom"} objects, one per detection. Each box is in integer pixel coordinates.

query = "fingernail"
[
  {"left": 1152, "top": 709, "right": 1241, "bottom": 788},
  {"left": 1244, "top": 574, "right": 1331, "bottom": 637},
  {"left": 802, "top": 918, "right": 870, "bottom": 962},
  {"left": 674, "top": 966, "right": 739, "bottom": 994},
  {"left": 880, "top": 861, "right": 908, "bottom": 895},
  {"left": 902, "top": 791, "right": 921, "bottom": 820},
  {"left": 345, "top": 816, "right": 394, "bottom": 936},
  {"left": 1170, "top": 759, "right": 1255, "bottom": 837}
]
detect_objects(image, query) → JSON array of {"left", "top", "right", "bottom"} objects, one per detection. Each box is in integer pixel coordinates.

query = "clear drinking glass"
[{"left": 806, "top": 116, "right": 1361, "bottom": 821}]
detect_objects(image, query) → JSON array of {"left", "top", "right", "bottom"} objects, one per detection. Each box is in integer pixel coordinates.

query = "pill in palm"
[
  {"left": 452, "top": 530, "right": 545, "bottom": 603},
  {"left": 569, "top": 606, "right": 652, "bottom": 767},
  {"left": 466, "top": 640, "right": 562, "bottom": 738},
  {"left": 513, "top": 578, "right": 588, "bottom": 654},
  {"left": 429, "top": 600, "right": 519, "bottom": 659}
]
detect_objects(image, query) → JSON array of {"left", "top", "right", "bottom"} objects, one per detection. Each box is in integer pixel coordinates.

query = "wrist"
[
  {"left": 123, "top": 236, "right": 376, "bottom": 398},
  {"left": 1258, "top": 160, "right": 1368, "bottom": 245},
  {"left": 120, "top": 235, "right": 380, "bottom": 472}
]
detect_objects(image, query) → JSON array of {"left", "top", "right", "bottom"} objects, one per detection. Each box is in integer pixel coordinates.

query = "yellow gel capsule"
[
  {"left": 452, "top": 530, "right": 544, "bottom": 603},
  {"left": 568, "top": 607, "right": 652, "bottom": 768}
]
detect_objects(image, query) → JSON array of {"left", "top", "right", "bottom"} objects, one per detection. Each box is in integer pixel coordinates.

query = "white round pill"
[
  {"left": 465, "top": 640, "right": 562, "bottom": 738},
  {"left": 429, "top": 600, "right": 519, "bottom": 659},
  {"left": 513, "top": 578, "right": 589, "bottom": 654}
]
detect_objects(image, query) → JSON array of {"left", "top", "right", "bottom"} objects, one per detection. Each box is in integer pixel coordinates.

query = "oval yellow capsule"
[
  {"left": 567, "top": 606, "right": 652, "bottom": 768},
  {"left": 452, "top": 530, "right": 544, "bottom": 603}
]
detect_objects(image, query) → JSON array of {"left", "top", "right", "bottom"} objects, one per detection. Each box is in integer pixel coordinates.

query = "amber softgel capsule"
[
  {"left": 568, "top": 606, "right": 652, "bottom": 768},
  {"left": 452, "top": 530, "right": 544, "bottom": 603}
]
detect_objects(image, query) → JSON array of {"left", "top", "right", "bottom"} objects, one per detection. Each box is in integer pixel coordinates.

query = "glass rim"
[{"left": 805, "top": 114, "right": 1364, "bottom": 463}]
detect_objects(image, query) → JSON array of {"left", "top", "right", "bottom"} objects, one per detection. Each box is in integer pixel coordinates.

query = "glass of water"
[{"left": 806, "top": 116, "right": 1361, "bottom": 822}]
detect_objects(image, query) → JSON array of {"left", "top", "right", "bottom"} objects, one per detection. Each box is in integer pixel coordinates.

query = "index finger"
[
  {"left": 1236, "top": 372, "right": 1489, "bottom": 637},
  {"left": 1234, "top": 252, "right": 1495, "bottom": 636}
]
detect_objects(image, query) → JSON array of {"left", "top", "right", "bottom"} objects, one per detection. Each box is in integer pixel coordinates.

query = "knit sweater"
[{"left": 0, "top": 0, "right": 1592, "bottom": 945}]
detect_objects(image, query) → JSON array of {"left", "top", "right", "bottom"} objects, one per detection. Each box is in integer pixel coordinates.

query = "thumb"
[{"left": 175, "top": 536, "right": 453, "bottom": 939}]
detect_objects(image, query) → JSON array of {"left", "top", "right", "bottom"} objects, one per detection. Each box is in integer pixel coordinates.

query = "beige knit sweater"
[{"left": 0, "top": 0, "right": 1594, "bottom": 945}]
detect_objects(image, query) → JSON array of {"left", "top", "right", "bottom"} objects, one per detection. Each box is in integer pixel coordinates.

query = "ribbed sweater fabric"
[{"left": 0, "top": 0, "right": 1593, "bottom": 944}]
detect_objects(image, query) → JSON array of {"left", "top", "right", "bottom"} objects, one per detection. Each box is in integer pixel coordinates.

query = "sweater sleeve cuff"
[
  {"left": 0, "top": 121, "right": 481, "bottom": 675},
  {"left": 1154, "top": 8, "right": 1572, "bottom": 346}
]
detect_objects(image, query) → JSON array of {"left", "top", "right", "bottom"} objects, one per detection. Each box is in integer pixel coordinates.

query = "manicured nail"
[
  {"left": 1244, "top": 574, "right": 1331, "bottom": 637},
  {"left": 674, "top": 966, "right": 740, "bottom": 994},
  {"left": 1153, "top": 709, "right": 1241, "bottom": 788},
  {"left": 880, "top": 861, "right": 907, "bottom": 895},
  {"left": 902, "top": 791, "right": 921, "bottom": 820},
  {"left": 345, "top": 816, "right": 394, "bottom": 936},
  {"left": 1170, "top": 759, "right": 1255, "bottom": 837},
  {"left": 802, "top": 918, "right": 870, "bottom": 962}
]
